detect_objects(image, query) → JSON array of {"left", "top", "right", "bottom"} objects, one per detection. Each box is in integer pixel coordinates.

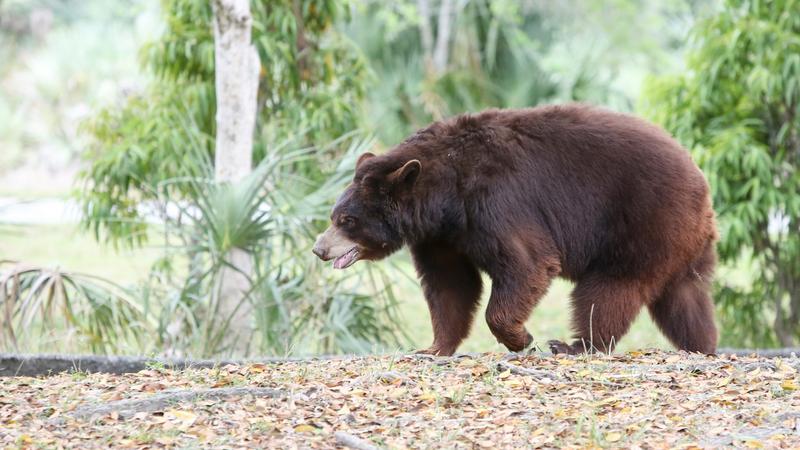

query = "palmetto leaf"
[{"left": 0, "top": 261, "right": 147, "bottom": 353}]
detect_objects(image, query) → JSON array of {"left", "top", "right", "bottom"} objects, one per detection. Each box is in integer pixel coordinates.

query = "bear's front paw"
[
  {"left": 415, "top": 346, "right": 456, "bottom": 357},
  {"left": 547, "top": 339, "right": 578, "bottom": 355},
  {"left": 499, "top": 331, "right": 534, "bottom": 353}
]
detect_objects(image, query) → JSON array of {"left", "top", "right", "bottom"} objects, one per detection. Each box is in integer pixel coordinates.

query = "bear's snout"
[
  {"left": 313, "top": 226, "right": 362, "bottom": 269},
  {"left": 312, "top": 232, "right": 332, "bottom": 261},
  {"left": 311, "top": 244, "right": 329, "bottom": 260}
]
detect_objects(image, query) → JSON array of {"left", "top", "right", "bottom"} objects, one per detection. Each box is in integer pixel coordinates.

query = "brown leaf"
[
  {"left": 293, "top": 424, "right": 317, "bottom": 433},
  {"left": 140, "top": 382, "right": 166, "bottom": 393},
  {"left": 248, "top": 363, "right": 267, "bottom": 373}
]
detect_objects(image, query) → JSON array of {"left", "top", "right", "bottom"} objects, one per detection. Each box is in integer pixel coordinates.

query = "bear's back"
[{"left": 435, "top": 104, "right": 712, "bottom": 279}]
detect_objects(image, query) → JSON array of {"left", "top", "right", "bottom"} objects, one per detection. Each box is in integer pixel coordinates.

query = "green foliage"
[
  {"left": 0, "top": 130, "right": 405, "bottom": 357},
  {"left": 69, "top": 0, "right": 737, "bottom": 356},
  {"left": 348, "top": 0, "right": 700, "bottom": 145},
  {"left": 75, "top": 0, "right": 406, "bottom": 357},
  {"left": 140, "top": 131, "right": 405, "bottom": 357},
  {"left": 2, "top": 123, "right": 405, "bottom": 357},
  {"left": 80, "top": 0, "right": 369, "bottom": 244},
  {"left": 644, "top": 0, "right": 800, "bottom": 347},
  {"left": 347, "top": 1, "right": 555, "bottom": 144},
  {"left": 0, "top": 261, "right": 146, "bottom": 354}
]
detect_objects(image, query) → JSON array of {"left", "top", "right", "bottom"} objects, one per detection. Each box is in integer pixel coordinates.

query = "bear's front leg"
[
  {"left": 411, "top": 242, "right": 483, "bottom": 356},
  {"left": 485, "top": 266, "right": 553, "bottom": 352}
]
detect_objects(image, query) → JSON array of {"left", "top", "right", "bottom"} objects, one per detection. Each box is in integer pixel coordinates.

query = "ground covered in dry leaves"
[{"left": 2, "top": 350, "right": 800, "bottom": 449}]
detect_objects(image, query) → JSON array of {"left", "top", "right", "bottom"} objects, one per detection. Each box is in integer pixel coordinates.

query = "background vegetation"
[
  {"left": 645, "top": 0, "right": 800, "bottom": 347},
  {"left": 1, "top": 0, "right": 798, "bottom": 357}
]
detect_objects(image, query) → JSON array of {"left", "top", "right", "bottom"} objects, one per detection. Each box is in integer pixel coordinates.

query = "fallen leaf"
[
  {"left": 248, "top": 364, "right": 267, "bottom": 373},
  {"left": 190, "top": 427, "right": 217, "bottom": 442},
  {"left": 679, "top": 401, "right": 698, "bottom": 411},
  {"left": 166, "top": 409, "right": 197, "bottom": 425},
  {"left": 140, "top": 382, "right": 166, "bottom": 393},
  {"left": 155, "top": 436, "right": 175, "bottom": 445},
  {"left": 212, "top": 377, "right": 232, "bottom": 388},
  {"left": 294, "top": 424, "right": 317, "bottom": 433},
  {"left": 418, "top": 392, "right": 436, "bottom": 402},
  {"left": 606, "top": 432, "right": 622, "bottom": 442},
  {"left": 389, "top": 388, "right": 407, "bottom": 398}
]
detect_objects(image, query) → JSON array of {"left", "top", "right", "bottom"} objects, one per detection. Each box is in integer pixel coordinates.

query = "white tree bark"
[
  {"left": 432, "top": 0, "right": 453, "bottom": 73},
  {"left": 213, "top": 0, "right": 259, "bottom": 183},
  {"left": 211, "top": 0, "right": 260, "bottom": 355},
  {"left": 417, "top": 0, "right": 434, "bottom": 63}
]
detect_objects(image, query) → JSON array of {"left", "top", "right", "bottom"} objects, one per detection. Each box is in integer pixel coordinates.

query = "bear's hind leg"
[
  {"left": 551, "top": 274, "right": 648, "bottom": 354},
  {"left": 647, "top": 275, "right": 717, "bottom": 354},
  {"left": 648, "top": 255, "right": 717, "bottom": 354},
  {"left": 411, "top": 242, "right": 483, "bottom": 356}
]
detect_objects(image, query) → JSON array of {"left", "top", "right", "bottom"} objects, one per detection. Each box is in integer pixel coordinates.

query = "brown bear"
[{"left": 313, "top": 103, "right": 718, "bottom": 356}]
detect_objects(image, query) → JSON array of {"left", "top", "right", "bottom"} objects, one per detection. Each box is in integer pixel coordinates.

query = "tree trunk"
[
  {"left": 774, "top": 310, "right": 794, "bottom": 347},
  {"left": 417, "top": 0, "right": 433, "bottom": 63},
  {"left": 432, "top": 0, "right": 453, "bottom": 73},
  {"left": 789, "top": 218, "right": 800, "bottom": 334},
  {"left": 775, "top": 268, "right": 796, "bottom": 347},
  {"left": 211, "top": 0, "right": 260, "bottom": 355}
]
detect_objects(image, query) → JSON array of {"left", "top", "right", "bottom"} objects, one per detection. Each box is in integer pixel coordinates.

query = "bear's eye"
[{"left": 340, "top": 216, "right": 357, "bottom": 228}]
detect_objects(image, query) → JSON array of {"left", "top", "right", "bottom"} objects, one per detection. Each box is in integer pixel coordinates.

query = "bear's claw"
[
  {"left": 414, "top": 346, "right": 456, "bottom": 357},
  {"left": 547, "top": 339, "right": 577, "bottom": 355}
]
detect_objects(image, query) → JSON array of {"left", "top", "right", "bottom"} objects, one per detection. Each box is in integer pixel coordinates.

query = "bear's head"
[{"left": 312, "top": 152, "right": 421, "bottom": 269}]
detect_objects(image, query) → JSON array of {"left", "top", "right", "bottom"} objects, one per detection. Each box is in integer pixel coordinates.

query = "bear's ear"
[
  {"left": 389, "top": 159, "right": 421, "bottom": 188},
  {"left": 356, "top": 152, "right": 376, "bottom": 169}
]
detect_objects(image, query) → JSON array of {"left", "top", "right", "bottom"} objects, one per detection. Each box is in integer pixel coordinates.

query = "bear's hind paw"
[{"left": 547, "top": 339, "right": 578, "bottom": 355}]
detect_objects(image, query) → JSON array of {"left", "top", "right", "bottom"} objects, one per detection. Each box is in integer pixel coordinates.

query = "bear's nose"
[{"left": 312, "top": 245, "right": 329, "bottom": 260}]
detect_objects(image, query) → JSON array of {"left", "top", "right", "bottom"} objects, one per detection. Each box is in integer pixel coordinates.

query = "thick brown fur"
[{"left": 318, "top": 104, "right": 718, "bottom": 356}]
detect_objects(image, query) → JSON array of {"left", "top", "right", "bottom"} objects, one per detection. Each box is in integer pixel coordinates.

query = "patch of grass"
[
  {"left": 70, "top": 369, "right": 90, "bottom": 381},
  {"left": 145, "top": 360, "right": 168, "bottom": 372},
  {"left": 249, "top": 420, "right": 274, "bottom": 433},
  {"left": 0, "top": 224, "right": 160, "bottom": 284}
]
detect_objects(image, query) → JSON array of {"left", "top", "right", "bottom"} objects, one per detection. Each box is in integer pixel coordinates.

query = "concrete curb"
[
  {"left": 0, "top": 353, "right": 342, "bottom": 377},
  {"left": 2, "top": 348, "right": 797, "bottom": 377}
]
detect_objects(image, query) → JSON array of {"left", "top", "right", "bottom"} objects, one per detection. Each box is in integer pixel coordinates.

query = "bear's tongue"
[{"left": 333, "top": 248, "right": 358, "bottom": 269}]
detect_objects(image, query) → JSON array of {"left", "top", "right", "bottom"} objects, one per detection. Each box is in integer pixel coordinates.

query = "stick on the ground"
[
  {"left": 334, "top": 431, "right": 380, "bottom": 450},
  {"left": 497, "top": 360, "right": 564, "bottom": 381},
  {"left": 54, "top": 386, "right": 283, "bottom": 422}
]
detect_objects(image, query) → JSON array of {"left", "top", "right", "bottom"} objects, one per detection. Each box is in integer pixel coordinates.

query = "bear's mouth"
[{"left": 333, "top": 247, "right": 359, "bottom": 269}]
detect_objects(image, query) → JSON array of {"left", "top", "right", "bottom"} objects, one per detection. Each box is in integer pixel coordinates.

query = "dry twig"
[
  {"left": 334, "top": 431, "right": 381, "bottom": 450},
  {"left": 55, "top": 386, "right": 283, "bottom": 422}
]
